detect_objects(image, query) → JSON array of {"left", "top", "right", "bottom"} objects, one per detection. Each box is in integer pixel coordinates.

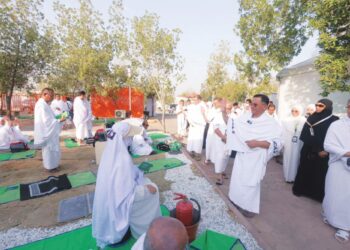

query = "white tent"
[{"left": 277, "top": 57, "right": 349, "bottom": 120}]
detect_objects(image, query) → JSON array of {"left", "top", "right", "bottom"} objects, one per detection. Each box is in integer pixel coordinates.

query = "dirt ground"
[{"left": 0, "top": 118, "right": 174, "bottom": 231}]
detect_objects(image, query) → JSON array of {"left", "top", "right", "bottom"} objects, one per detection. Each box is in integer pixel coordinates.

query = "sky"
[{"left": 43, "top": 0, "right": 319, "bottom": 95}]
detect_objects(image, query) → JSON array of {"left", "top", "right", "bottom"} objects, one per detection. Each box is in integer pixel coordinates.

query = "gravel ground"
[{"left": 0, "top": 152, "right": 261, "bottom": 250}]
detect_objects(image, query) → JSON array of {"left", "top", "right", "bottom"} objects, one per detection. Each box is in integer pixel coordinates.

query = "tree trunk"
[{"left": 161, "top": 106, "right": 166, "bottom": 132}]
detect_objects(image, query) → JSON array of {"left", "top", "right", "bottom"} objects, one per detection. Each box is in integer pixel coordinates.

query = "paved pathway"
[{"left": 153, "top": 114, "right": 349, "bottom": 250}]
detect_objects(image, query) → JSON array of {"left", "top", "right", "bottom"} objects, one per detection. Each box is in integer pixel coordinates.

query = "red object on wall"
[{"left": 91, "top": 88, "right": 144, "bottom": 118}]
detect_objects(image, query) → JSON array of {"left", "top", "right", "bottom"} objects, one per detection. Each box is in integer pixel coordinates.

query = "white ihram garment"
[
  {"left": 228, "top": 113, "right": 283, "bottom": 213},
  {"left": 212, "top": 111, "right": 229, "bottom": 174},
  {"left": 186, "top": 103, "right": 206, "bottom": 154},
  {"left": 73, "top": 97, "right": 89, "bottom": 140},
  {"left": 34, "top": 98, "right": 61, "bottom": 170},
  {"left": 281, "top": 115, "right": 306, "bottom": 182},
  {"left": 50, "top": 99, "right": 62, "bottom": 117},
  {"left": 205, "top": 107, "right": 221, "bottom": 162},
  {"left": 92, "top": 122, "right": 160, "bottom": 248},
  {"left": 323, "top": 117, "right": 350, "bottom": 231},
  {"left": 0, "top": 125, "right": 29, "bottom": 150},
  {"left": 176, "top": 105, "right": 187, "bottom": 136}
]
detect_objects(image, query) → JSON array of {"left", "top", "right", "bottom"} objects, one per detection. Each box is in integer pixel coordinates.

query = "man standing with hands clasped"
[
  {"left": 227, "top": 94, "right": 283, "bottom": 217},
  {"left": 34, "top": 88, "right": 66, "bottom": 172}
]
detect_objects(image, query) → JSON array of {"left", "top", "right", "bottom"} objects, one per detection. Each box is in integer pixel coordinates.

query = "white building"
[{"left": 277, "top": 57, "right": 349, "bottom": 120}]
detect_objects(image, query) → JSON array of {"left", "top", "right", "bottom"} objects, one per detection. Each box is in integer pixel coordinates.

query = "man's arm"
[{"left": 245, "top": 140, "right": 270, "bottom": 149}]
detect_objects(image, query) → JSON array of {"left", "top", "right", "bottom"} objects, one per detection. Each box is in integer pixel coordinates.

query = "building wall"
[{"left": 278, "top": 70, "right": 348, "bottom": 121}]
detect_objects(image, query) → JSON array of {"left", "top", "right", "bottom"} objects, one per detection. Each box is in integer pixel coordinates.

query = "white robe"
[
  {"left": 205, "top": 107, "right": 221, "bottom": 162},
  {"left": 0, "top": 125, "right": 29, "bottom": 150},
  {"left": 86, "top": 100, "right": 93, "bottom": 137},
  {"left": 34, "top": 98, "right": 61, "bottom": 170},
  {"left": 323, "top": 117, "right": 350, "bottom": 231},
  {"left": 212, "top": 111, "right": 229, "bottom": 173},
  {"left": 50, "top": 99, "right": 62, "bottom": 117},
  {"left": 186, "top": 103, "right": 207, "bottom": 154},
  {"left": 131, "top": 134, "right": 153, "bottom": 156},
  {"left": 73, "top": 97, "right": 89, "bottom": 140},
  {"left": 228, "top": 113, "right": 283, "bottom": 213},
  {"left": 93, "top": 122, "right": 160, "bottom": 248},
  {"left": 281, "top": 116, "right": 306, "bottom": 182},
  {"left": 176, "top": 105, "right": 187, "bottom": 136}
]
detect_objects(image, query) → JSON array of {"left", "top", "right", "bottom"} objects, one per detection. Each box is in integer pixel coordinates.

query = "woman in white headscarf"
[
  {"left": 281, "top": 105, "right": 306, "bottom": 182},
  {"left": 92, "top": 122, "right": 161, "bottom": 248}
]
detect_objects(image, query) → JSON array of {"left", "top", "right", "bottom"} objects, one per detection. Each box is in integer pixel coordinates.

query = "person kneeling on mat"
[{"left": 92, "top": 121, "right": 161, "bottom": 249}]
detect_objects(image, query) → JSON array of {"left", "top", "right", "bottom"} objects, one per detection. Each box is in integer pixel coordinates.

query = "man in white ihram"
[
  {"left": 34, "top": 88, "right": 65, "bottom": 172},
  {"left": 228, "top": 94, "right": 282, "bottom": 217},
  {"left": 73, "top": 91, "right": 89, "bottom": 145},
  {"left": 322, "top": 99, "right": 350, "bottom": 243},
  {"left": 92, "top": 121, "right": 160, "bottom": 249}
]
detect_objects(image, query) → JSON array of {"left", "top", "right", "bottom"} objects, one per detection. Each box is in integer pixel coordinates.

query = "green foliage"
[
  {"left": 0, "top": 0, "right": 52, "bottom": 114},
  {"left": 48, "top": 0, "right": 113, "bottom": 95},
  {"left": 307, "top": 0, "right": 350, "bottom": 96},
  {"left": 201, "top": 41, "right": 232, "bottom": 98},
  {"left": 130, "top": 12, "right": 183, "bottom": 129},
  {"left": 235, "top": 0, "right": 309, "bottom": 83},
  {"left": 216, "top": 81, "right": 249, "bottom": 102}
]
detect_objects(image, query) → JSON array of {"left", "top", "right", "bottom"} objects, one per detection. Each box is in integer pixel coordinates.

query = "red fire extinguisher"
[{"left": 174, "top": 193, "right": 194, "bottom": 226}]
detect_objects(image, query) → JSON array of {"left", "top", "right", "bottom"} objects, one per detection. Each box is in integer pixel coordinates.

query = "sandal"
[
  {"left": 215, "top": 180, "right": 223, "bottom": 185},
  {"left": 321, "top": 211, "right": 329, "bottom": 225},
  {"left": 335, "top": 229, "right": 349, "bottom": 243},
  {"left": 223, "top": 173, "right": 229, "bottom": 179}
]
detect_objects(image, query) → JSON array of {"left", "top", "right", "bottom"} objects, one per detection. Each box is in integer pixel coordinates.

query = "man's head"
[
  {"left": 144, "top": 217, "right": 188, "bottom": 250},
  {"left": 251, "top": 94, "right": 269, "bottom": 118},
  {"left": 233, "top": 102, "right": 239, "bottom": 108},
  {"left": 193, "top": 95, "right": 202, "bottom": 105},
  {"left": 142, "top": 119, "right": 149, "bottom": 130},
  {"left": 267, "top": 103, "right": 276, "bottom": 115},
  {"left": 213, "top": 97, "right": 222, "bottom": 109},
  {"left": 226, "top": 102, "right": 233, "bottom": 114},
  {"left": 41, "top": 88, "right": 54, "bottom": 103},
  {"left": 55, "top": 94, "right": 60, "bottom": 100},
  {"left": 79, "top": 90, "right": 86, "bottom": 100},
  {"left": 179, "top": 100, "right": 184, "bottom": 106},
  {"left": 347, "top": 99, "right": 350, "bottom": 118}
]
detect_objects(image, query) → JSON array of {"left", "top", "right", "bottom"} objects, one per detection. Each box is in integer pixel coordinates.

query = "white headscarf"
[{"left": 92, "top": 122, "right": 145, "bottom": 248}]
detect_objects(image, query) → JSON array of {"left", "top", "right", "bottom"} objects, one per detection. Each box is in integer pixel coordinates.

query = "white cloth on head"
[
  {"left": 73, "top": 97, "right": 89, "bottom": 140},
  {"left": 34, "top": 98, "right": 61, "bottom": 170},
  {"left": 228, "top": 113, "right": 283, "bottom": 213},
  {"left": 92, "top": 122, "right": 160, "bottom": 248},
  {"left": 186, "top": 103, "right": 207, "bottom": 154},
  {"left": 212, "top": 111, "right": 229, "bottom": 173},
  {"left": 176, "top": 104, "right": 187, "bottom": 136},
  {"left": 281, "top": 112, "right": 306, "bottom": 182},
  {"left": 205, "top": 107, "right": 221, "bottom": 162},
  {"left": 322, "top": 117, "right": 350, "bottom": 231},
  {"left": 131, "top": 134, "right": 153, "bottom": 156}
]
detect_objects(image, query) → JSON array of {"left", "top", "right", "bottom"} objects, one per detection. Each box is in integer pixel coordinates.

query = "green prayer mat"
[
  {"left": 138, "top": 158, "right": 185, "bottom": 173},
  {"left": 64, "top": 138, "right": 79, "bottom": 148},
  {"left": 67, "top": 171, "right": 96, "bottom": 188},
  {"left": 0, "top": 171, "right": 96, "bottom": 205},
  {"left": 0, "top": 150, "right": 36, "bottom": 162},
  {"left": 148, "top": 133, "right": 170, "bottom": 140},
  {"left": 0, "top": 184, "right": 20, "bottom": 204},
  {"left": 12, "top": 205, "right": 170, "bottom": 250},
  {"left": 190, "top": 230, "right": 246, "bottom": 250}
]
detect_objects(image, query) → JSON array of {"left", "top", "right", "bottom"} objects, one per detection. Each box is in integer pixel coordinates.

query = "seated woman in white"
[
  {"left": 0, "top": 117, "right": 29, "bottom": 150},
  {"left": 92, "top": 122, "right": 161, "bottom": 249}
]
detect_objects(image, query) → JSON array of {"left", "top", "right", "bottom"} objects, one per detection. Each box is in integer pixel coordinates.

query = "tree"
[
  {"left": 48, "top": 0, "right": 113, "bottom": 95},
  {"left": 201, "top": 41, "right": 232, "bottom": 99},
  {"left": 308, "top": 0, "right": 350, "bottom": 96},
  {"left": 216, "top": 81, "right": 248, "bottom": 102},
  {"left": 235, "top": 0, "right": 309, "bottom": 84},
  {"left": 130, "top": 12, "right": 184, "bottom": 131},
  {"left": 0, "top": 0, "right": 51, "bottom": 115}
]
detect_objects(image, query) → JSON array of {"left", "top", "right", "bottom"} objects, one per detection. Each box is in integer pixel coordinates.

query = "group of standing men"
[{"left": 179, "top": 94, "right": 350, "bottom": 242}]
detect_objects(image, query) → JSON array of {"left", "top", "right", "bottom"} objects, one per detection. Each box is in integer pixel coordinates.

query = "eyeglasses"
[{"left": 315, "top": 104, "right": 325, "bottom": 108}]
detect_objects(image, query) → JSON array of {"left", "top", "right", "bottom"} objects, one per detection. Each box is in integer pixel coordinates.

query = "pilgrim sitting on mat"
[
  {"left": 131, "top": 217, "right": 189, "bottom": 250},
  {"left": 127, "top": 118, "right": 154, "bottom": 156},
  {"left": 92, "top": 121, "right": 161, "bottom": 249},
  {"left": 0, "top": 116, "right": 29, "bottom": 151}
]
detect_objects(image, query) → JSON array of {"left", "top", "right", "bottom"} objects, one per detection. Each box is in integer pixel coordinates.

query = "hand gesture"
[{"left": 318, "top": 151, "right": 328, "bottom": 158}]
